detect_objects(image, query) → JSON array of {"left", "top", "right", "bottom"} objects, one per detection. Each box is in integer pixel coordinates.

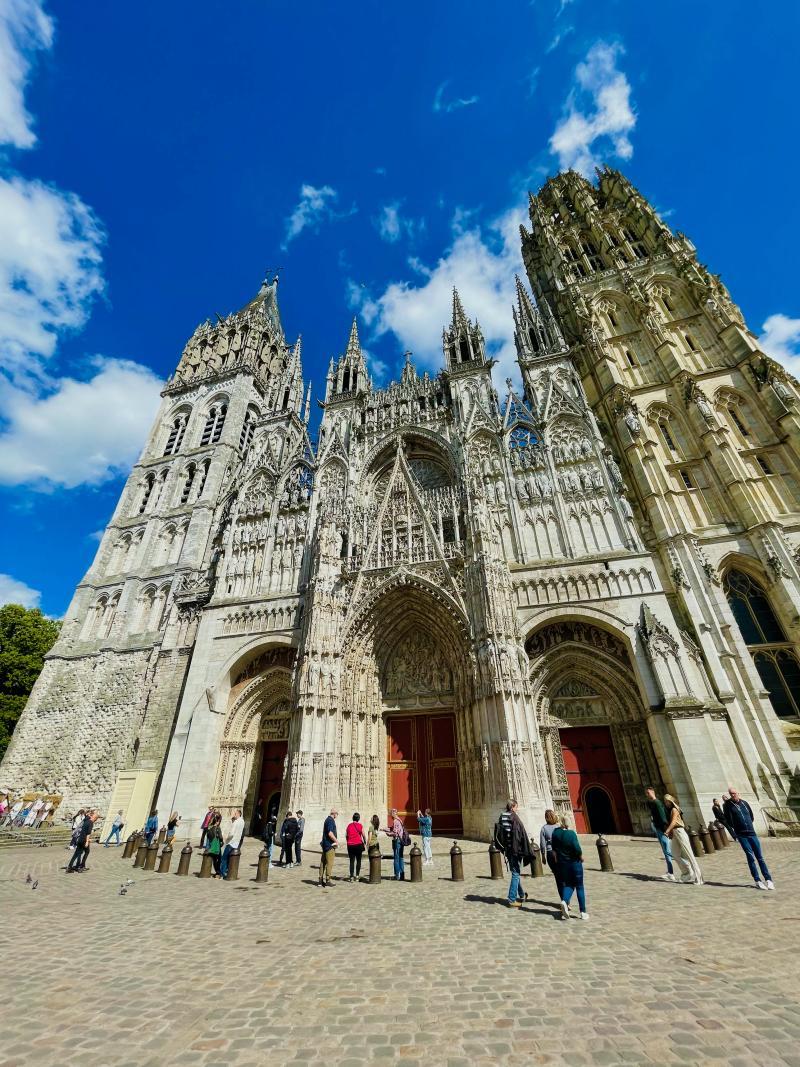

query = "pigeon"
[
  {"left": 25, "top": 874, "right": 31, "bottom": 884},
  {"left": 125, "top": 878, "right": 134, "bottom": 885},
  {"left": 119, "top": 885, "right": 128, "bottom": 896},
  {"left": 31, "top": 880, "right": 38, "bottom": 890}
]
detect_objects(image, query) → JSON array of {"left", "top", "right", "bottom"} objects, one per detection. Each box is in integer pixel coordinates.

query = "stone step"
[{"left": 0, "top": 826, "right": 73, "bottom": 850}]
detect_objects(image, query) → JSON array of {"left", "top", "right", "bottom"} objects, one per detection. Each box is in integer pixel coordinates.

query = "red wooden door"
[
  {"left": 253, "top": 740, "right": 288, "bottom": 835},
  {"left": 559, "top": 726, "right": 631, "bottom": 834},
  {"left": 386, "top": 713, "right": 462, "bottom": 833}
]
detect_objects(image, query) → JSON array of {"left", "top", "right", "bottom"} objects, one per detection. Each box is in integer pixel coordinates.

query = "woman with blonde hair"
[
  {"left": 539, "top": 809, "right": 563, "bottom": 898},
  {"left": 663, "top": 794, "right": 703, "bottom": 885},
  {"left": 552, "top": 814, "right": 588, "bottom": 921}
]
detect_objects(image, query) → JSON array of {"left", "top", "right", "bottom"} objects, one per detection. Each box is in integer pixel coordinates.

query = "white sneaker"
[
  {"left": 580, "top": 912, "right": 589, "bottom": 921},
  {"left": 756, "top": 880, "right": 767, "bottom": 890},
  {"left": 680, "top": 874, "right": 694, "bottom": 883},
  {"left": 559, "top": 901, "right": 570, "bottom": 921},
  {"left": 661, "top": 873, "right": 676, "bottom": 882},
  {"left": 766, "top": 880, "right": 775, "bottom": 890}
]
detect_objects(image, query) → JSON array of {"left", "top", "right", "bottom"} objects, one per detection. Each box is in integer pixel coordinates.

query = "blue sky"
[{"left": 1, "top": 0, "right": 800, "bottom": 617}]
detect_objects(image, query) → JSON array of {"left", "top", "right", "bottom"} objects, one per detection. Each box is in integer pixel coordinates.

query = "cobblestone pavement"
[{"left": 1, "top": 833, "right": 799, "bottom": 1067}]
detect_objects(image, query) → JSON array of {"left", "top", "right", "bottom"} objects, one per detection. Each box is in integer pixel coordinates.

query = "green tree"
[{"left": 0, "top": 604, "right": 61, "bottom": 760}]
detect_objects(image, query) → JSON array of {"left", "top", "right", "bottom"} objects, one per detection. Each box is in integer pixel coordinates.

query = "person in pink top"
[
  {"left": 383, "top": 808, "right": 407, "bottom": 881},
  {"left": 345, "top": 813, "right": 367, "bottom": 881}
]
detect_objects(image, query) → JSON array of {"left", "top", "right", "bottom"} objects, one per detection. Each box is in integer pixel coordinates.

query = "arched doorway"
[{"left": 583, "top": 785, "right": 617, "bottom": 834}]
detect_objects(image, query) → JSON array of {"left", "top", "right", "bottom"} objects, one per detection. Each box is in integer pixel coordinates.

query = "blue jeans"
[
  {"left": 144, "top": 830, "right": 156, "bottom": 845},
  {"left": 392, "top": 838, "right": 405, "bottom": 879},
  {"left": 507, "top": 853, "right": 525, "bottom": 903},
  {"left": 559, "top": 859, "right": 586, "bottom": 913},
  {"left": 220, "top": 843, "right": 234, "bottom": 878},
  {"left": 104, "top": 826, "right": 122, "bottom": 846},
  {"left": 738, "top": 833, "right": 771, "bottom": 883},
  {"left": 653, "top": 824, "right": 674, "bottom": 874}
]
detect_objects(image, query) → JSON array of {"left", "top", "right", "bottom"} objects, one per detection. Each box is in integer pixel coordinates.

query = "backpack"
[
  {"left": 401, "top": 826, "right": 412, "bottom": 847},
  {"left": 496, "top": 811, "right": 515, "bottom": 854}
]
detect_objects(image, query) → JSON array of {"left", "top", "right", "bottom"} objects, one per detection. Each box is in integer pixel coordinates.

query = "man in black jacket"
[
  {"left": 495, "top": 799, "right": 531, "bottom": 909},
  {"left": 723, "top": 789, "right": 774, "bottom": 890},
  {"left": 66, "top": 809, "right": 95, "bottom": 873}
]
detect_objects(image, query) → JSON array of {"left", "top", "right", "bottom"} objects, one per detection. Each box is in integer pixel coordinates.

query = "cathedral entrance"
[
  {"left": 251, "top": 739, "right": 287, "bottom": 836},
  {"left": 386, "top": 712, "right": 462, "bottom": 833},
  {"left": 559, "top": 726, "right": 631, "bottom": 834}
]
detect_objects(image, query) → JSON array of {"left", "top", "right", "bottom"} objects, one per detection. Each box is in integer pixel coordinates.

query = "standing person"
[
  {"left": 66, "top": 809, "right": 95, "bottom": 873},
  {"left": 144, "top": 810, "right": 159, "bottom": 846},
  {"left": 199, "top": 806, "right": 214, "bottom": 849},
  {"left": 723, "top": 788, "right": 775, "bottom": 890},
  {"left": 718, "top": 795, "right": 737, "bottom": 840},
  {"left": 645, "top": 787, "right": 676, "bottom": 881},
  {"left": 318, "top": 808, "right": 339, "bottom": 887},
  {"left": 494, "top": 799, "right": 531, "bottom": 909},
  {"left": 294, "top": 810, "right": 305, "bottom": 866},
  {"left": 552, "top": 815, "right": 588, "bottom": 920},
  {"left": 104, "top": 810, "right": 125, "bottom": 847},
  {"left": 345, "top": 813, "right": 366, "bottom": 881},
  {"left": 166, "top": 812, "right": 180, "bottom": 846},
  {"left": 220, "top": 808, "right": 245, "bottom": 880},
  {"left": 206, "top": 814, "right": 223, "bottom": 877},
  {"left": 384, "top": 808, "right": 408, "bottom": 881},
  {"left": 279, "top": 811, "right": 299, "bottom": 868},
  {"left": 263, "top": 810, "right": 277, "bottom": 865},
  {"left": 417, "top": 808, "right": 433, "bottom": 865},
  {"left": 69, "top": 809, "right": 85, "bottom": 848},
  {"left": 663, "top": 795, "right": 703, "bottom": 885},
  {"left": 539, "top": 809, "right": 564, "bottom": 898}
]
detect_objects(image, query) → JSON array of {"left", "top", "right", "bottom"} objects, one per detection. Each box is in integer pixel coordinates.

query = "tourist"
[
  {"left": 345, "top": 812, "right": 366, "bottom": 881},
  {"left": 220, "top": 808, "right": 245, "bottom": 879},
  {"left": 645, "top": 786, "right": 676, "bottom": 881},
  {"left": 552, "top": 814, "right": 588, "bottom": 920},
  {"left": 199, "top": 806, "right": 215, "bottom": 848},
  {"left": 294, "top": 809, "right": 305, "bottom": 865},
  {"left": 367, "top": 814, "right": 381, "bottom": 855},
  {"left": 104, "top": 809, "right": 125, "bottom": 847},
  {"left": 66, "top": 809, "right": 95, "bottom": 873},
  {"left": 318, "top": 808, "right": 339, "bottom": 887},
  {"left": 263, "top": 811, "right": 277, "bottom": 864},
  {"left": 279, "top": 810, "right": 299, "bottom": 867},
  {"left": 539, "top": 809, "right": 563, "bottom": 897},
  {"left": 719, "top": 794, "right": 737, "bottom": 840},
  {"left": 663, "top": 794, "right": 703, "bottom": 885},
  {"left": 206, "top": 814, "right": 223, "bottom": 876},
  {"left": 69, "top": 809, "right": 86, "bottom": 847},
  {"left": 495, "top": 799, "right": 531, "bottom": 908},
  {"left": 384, "top": 808, "right": 408, "bottom": 881},
  {"left": 144, "top": 809, "right": 159, "bottom": 846},
  {"left": 166, "top": 811, "right": 180, "bottom": 845},
  {"left": 417, "top": 808, "right": 433, "bottom": 865},
  {"left": 723, "top": 788, "right": 774, "bottom": 890}
]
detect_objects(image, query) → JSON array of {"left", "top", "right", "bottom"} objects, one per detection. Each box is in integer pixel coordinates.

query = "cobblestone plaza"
[{"left": 2, "top": 835, "right": 799, "bottom": 1067}]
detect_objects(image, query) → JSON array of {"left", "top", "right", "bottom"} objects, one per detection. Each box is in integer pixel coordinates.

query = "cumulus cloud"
[
  {"left": 0, "top": 357, "right": 163, "bottom": 489},
  {"left": 550, "top": 40, "right": 636, "bottom": 176},
  {"left": 759, "top": 314, "right": 800, "bottom": 378},
  {"left": 282, "top": 183, "right": 354, "bottom": 248},
  {"left": 0, "top": 572, "right": 41, "bottom": 608},
  {"left": 374, "top": 201, "right": 424, "bottom": 245},
  {"left": 433, "top": 81, "right": 479, "bottom": 114},
  {"left": 0, "top": 0, "right": 53, "bottom": 149}
]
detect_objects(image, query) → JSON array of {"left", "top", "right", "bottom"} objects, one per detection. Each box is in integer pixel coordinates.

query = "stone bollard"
[
  {"left": 144, "top": 841, "right": 159, "bottom": 871},
  {"left": 708, "top": 822, "right": 723, "bottom": 851},
  {"left": 157, "top": 826, "right": 167, "bottom": 847},
  {"left": 157, "top": 844, "right": 172, "bottom": 874},
  {"left": 450, "top": 841, "right": 464, "bottom": 882},
  {"left": 689, "top": 827, "right": 704, "bottom": 858},
  {"left": 698, "top": 824, "right": 714, "bottom": 854},
  {"left": 596, "top": 835, "right": 614, "bottom": 872},
  {"left": 134, "top": 838, "right": 148, "bottom": 868},
  {"left": 714, "top": 821, "right": 730, "bottom": 847},
  {"left": 410, "top": 842, "right": 423, "bottom": 882},
  {"left": 199, "top": 851, "right": 214, "bottom": 878},
  {"left": 122, "top": 833, "right": 137, "bottom": 859},
  {"left": 176, "top": 842, "right": 192, "bottom": 876},
  {"left": 255, "top": 847, "right": 270, "bottom": 883},
  {"left": 489, "top": 843, "right": 504, "bottom": 880},
  {"left": 530, "top": 841, "right": 544, "bottom": 878},
  {"left": 226, "top": 847, "right": 242, "bottom": 881},
  {"left": 368, "top": 845, "right": 382, "bottom": 884}
]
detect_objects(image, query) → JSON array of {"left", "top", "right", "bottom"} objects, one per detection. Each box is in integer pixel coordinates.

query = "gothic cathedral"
[{"left": 4, "top": 169, "right": 800, "bottom": 842}]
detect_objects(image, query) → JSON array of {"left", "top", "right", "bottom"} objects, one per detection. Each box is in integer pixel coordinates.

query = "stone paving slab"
[{"left": 1, "top": 834, "right": 799, "bottom": 1066}]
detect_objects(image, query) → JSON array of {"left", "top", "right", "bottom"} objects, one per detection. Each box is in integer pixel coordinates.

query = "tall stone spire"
[{"left": 443, "top": 288, "right": 486, "bottom": 370}]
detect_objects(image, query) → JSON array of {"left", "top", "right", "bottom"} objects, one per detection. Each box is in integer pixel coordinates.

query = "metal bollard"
[
  {"left": 698, "top": 824, "right": 714, "bottom": 854},
  {"left": 199, "top": 851, "right": 214, "bottom": 878},
  {"left": 689, "top": 827, "right": 703, "bottom": 858},
  {"left": 489, "top": 843, "right": 504, "bottom": 880},
  {"left": 122, "top": 833, "right": 137, "bottom": 859},
  {"left": 255, "top": 847, "right": 270, "bottom": 883},
  {"left": 708, "top": 822, "right": 723, "bottom": 851},
  {"left": 144, "top": 841, "right": 159, "bottom": 871},
  {"left": 596, "top": 835, "right": 614, "bottom": 872},
  {"left": 714, "top": 821, "right": 729, "bottom": 847},
  {"left": 450, "top": 841, "right": 464, "bottom": 882},
  {"left": 530, "top": 841, "right": 544, "bottom": 878},
  {"left": 368, "top": 845, "right": 382, "bottom": 884},
  {"left": 157, "top": 826, "right": 167, "bottom": 847},
  {"left": 134, "top": 838, "right": 148, "bottom": 868},
  {"left": 226, "top": 846, "right": 241, "bottom": 881},
  {"left": 176, "top": 842, "right": 192, "bottom": 876},
  {"left": 409, "top": 842, "right": 422, "bottom": 882},
  {"left": 157, "top": 844, "right": 172, "bottom": 874}
]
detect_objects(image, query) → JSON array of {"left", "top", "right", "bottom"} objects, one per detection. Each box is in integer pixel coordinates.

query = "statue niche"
[{"left": 381, "top": 628, "right": 454, "bottom": 703}]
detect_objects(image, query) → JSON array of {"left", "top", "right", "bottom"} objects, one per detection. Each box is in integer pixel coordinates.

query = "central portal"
[{"left": 386, "top": 712, "right": 462, "bottom": 833}]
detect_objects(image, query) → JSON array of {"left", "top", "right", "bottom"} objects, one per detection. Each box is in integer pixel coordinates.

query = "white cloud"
[
  {"left": 0, "top": 572, "right": 41, "bottom": 608},
  {"left": 550, "top": 40, "right": 636, "bottom": 176},
  {"left": 759, "top": 314, "right": 800, "bottom": 378},
  {"left": 0, "top": 0, "right": 53, "bottom": 149},
  {"left": 0, "top": 356, "right": 163, "bottom": 489},
  {"left": 433, "top": 81, "right": 479, "bottom": 114},
  {"left": 374, "top": 201, "right": 425, "bottom": 245},
  {"left": 282, "top": 184, "right": 353, "bottom": 248},
  {"left": 546, "top": 25, "right": 574, "bottom": 54}
]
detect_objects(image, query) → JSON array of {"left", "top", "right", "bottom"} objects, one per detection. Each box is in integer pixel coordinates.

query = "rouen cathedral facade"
[{"left": 4, "top": 168, "right": 800, "bottom": 841}]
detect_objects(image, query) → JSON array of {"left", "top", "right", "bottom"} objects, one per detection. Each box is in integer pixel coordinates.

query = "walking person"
[
  {"left": 104, "top": 809, "right": 125, "bottom": 847},
  {"left": 495, "top": 799, "right": 531, "bottom": 908},
  {"left": 417, "top": 808, "right": 434, "bottom": 865},
  {"left": 206, "top": 814, "right": 223, "bottom": 877},
  {"left": 219, "top": 808, "right": 245, "bottom": 880},
  {"left": 384, "top": 808, "right": 408, "bottom": 881},
  {"left": 294, "top": 810, "right": 305, "bottom": 866},
  {"left": 345, "top": 813, "right": 366, "bottom": 881},
  {"left": 318, "top": 808, "right": 339, "bottom": 887},
  {"left": 663, "top": 794, "right": 703, "bottom": 885},
  {"left": 645, "top": 787, "right": 676, "bottom": 881},
  {"left": 279, "top": 811, "right": 299, "bottom": 868},
  {"left": 539, "top": 809, "right": 564, "bottom": 898},
  {"left": 69, "top": 809, "right": 85, "bottom": 848},
  {"left": 66, "top": 809, "right": 95, "bottom": 873},
  {"left": 552, "top": 814, "right": 588, "bottom": 920},
  {"left": 144, "top": 810, "right": 159, "bottom": 846},
  {"left": 199, "top": 806, "right": 214, "bottom": 849},
  {"left": 723, "top": 788, "right": 774, "bottom": 890},
  {"left": 166, "top": 811, "right": 180, "bottom": 846}
]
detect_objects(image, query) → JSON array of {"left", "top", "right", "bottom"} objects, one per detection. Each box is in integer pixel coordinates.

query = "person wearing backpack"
[
  {"left": 494, "top": 799, "right": 531, "bottom": 908},
  {"left": 384, "top": 807, "right": 409, "bottom": 881},
  {"left": 279, "top": 811, "right": 299, "bottom": 868}
]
